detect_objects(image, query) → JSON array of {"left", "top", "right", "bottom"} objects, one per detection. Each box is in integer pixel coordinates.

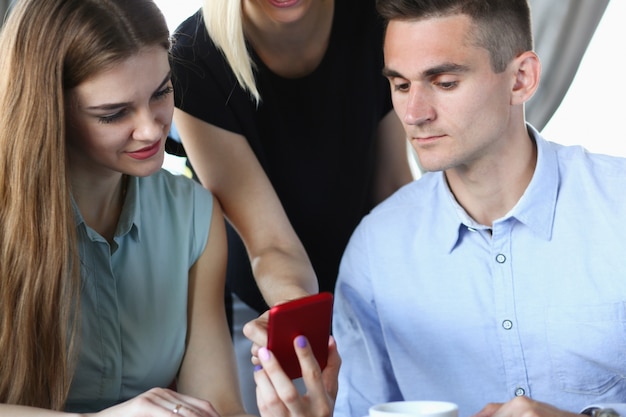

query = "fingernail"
[
  {"left": 259, "top": 347, "right": 270, "bottom": 362},
  {"left": 254, "top": 365, "right": 263, "bottom": 372},
  {"left": 296, "top": 335, "right": 307, "bottom": 348}
]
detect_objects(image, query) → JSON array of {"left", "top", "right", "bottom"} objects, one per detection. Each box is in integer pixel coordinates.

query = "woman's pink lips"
[
  {"left": 127, "top": 140, "right": 161, "bottom": 160},
  {"left": 268, "top": 0, "right": 300, "bottom": 8}
]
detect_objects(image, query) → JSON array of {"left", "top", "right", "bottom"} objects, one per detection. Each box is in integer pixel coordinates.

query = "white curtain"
[
  {"left": 526, "top": 0, "right": 609, "bottom": 129},
  {"left": 0, "top": 0, "right": 610, "bottom": 130}
]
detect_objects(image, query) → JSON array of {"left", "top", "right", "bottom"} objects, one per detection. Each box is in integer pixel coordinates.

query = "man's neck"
[{"left": 445, "top": 130, "right": 538, "bottom": 227}]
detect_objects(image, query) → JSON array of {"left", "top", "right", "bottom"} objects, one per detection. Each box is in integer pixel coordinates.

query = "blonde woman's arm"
[{"left": 173, "top": 109, "right": 318, "bottom": 306}]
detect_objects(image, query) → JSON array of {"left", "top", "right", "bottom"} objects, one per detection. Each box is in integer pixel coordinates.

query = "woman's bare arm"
[{"left": 174, "top": 109, "right": 318, "bottom": 307}]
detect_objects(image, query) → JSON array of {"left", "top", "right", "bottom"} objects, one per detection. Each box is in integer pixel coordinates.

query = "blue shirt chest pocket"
[{"left": 547, "top": 302, "right": 626, "bottom": 396}]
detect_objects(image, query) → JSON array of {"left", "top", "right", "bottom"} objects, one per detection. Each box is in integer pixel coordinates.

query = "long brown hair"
[{"left": 0, "top": 0, "right": 169, "bottom": 409}]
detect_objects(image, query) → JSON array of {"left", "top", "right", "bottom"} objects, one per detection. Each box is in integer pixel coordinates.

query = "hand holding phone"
[{"left": 267, "top": 292, "right": 333, "bottom": 379}]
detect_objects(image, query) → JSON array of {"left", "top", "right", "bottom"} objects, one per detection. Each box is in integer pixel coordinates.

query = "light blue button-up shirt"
[
  {"left": 66, "top": 169, "right": 213, "bottom": 413},
  {"left": 333, "top": 126, "right": 626, "bottom": 417}
]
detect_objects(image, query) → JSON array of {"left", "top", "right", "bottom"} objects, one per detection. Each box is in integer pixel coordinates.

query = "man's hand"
[{"left": 472, "top": 397, "right": 582, "bottom": 417}]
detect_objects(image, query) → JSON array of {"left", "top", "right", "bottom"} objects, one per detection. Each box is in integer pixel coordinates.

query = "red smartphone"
[{"left": 267, "top": 292, "right": 333, "bottom": 379}]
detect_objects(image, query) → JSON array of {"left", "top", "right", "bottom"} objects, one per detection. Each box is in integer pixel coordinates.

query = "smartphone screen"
[{"left": 267, "top": 292, "right": 333, "bottom": 379}]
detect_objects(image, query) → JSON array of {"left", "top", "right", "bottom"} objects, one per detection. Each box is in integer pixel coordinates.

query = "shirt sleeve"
[
  {"left": 332, "top": 220, "right": 403, "bottom": 417},
  {"left": 581, "top": 405, "right": 626, "bottom": 416}
]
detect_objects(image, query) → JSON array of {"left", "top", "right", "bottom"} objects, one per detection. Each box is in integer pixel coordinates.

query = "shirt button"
[
  {"left": 514, "top": 387, "right": 526, "bottom": 396},
  {"left": 502, "top": 320, "right": 513, "bottom": 330},
  {"left": 495, "top": 254, "right": 506, "bottom": 263}
]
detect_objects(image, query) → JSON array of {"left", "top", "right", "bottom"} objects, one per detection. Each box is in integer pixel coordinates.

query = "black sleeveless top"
[{"left": 171, "top": 0, "right": 392, "bottom": 313}]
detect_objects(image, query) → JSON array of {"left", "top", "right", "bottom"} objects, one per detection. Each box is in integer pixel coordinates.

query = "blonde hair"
[
  {"left": 202, "top": 0, "right": 261, "bottom": 103},
  {"left": 0, "top": 0, "right": 169, "bottom": 409}
]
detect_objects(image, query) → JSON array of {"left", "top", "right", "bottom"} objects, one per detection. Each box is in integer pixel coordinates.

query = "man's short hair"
[{"left": 376, "top": 0, "right": 533, "bottom": 73}]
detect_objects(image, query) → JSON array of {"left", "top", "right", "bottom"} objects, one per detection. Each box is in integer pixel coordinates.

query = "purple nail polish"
[
  {"left": 296, "top": 335, "right": 307, "bottom": 348},
  {"left": 254, "top": 365, "right": 263, "bottom": 372}
]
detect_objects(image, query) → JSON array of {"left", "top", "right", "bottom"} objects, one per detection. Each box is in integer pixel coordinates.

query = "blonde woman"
[
  {"left": 170, "top": 1, "right": 413, "bottom": 411},
  {"left": 0, "top": 0, "right": 338, "bottom": 415}
]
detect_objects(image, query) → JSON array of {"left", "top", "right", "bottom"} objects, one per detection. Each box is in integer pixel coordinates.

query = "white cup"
[{"left": 369, "top": 401, "right": 459, "bottom": 417}]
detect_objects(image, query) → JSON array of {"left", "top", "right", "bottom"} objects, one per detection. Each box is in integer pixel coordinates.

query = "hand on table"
[
  {"left": 472, "top": 397, "right": 582, "bottom": 417},
  {"left": 89, "top": 387, "right": 220, "bottom": 417},
  {"left": 253, "top": 335, "right": 340, "bottom": 417}
]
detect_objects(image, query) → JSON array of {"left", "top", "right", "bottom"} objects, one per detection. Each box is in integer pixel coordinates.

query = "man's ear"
[{"left": 510, "top": 50, "right": 541, "bottom": 105}]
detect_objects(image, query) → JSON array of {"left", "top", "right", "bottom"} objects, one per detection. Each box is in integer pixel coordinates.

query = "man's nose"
[{"left": 403, "top": 86, "right": 435, "bottom": 126}]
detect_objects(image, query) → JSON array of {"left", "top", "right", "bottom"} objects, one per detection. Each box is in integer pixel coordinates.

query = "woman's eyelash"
[
  {"left": 96, "top": 86, "right": 172, "bottom": 124},
  {"left": 98, "top": 110, "right": 127, "bottom": 124},
  {"left": 155, "top": 86, "right": 173, "bottom": 99}
]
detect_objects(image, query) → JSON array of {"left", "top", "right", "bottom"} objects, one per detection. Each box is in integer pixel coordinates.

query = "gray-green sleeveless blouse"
[{"left": 65, "top": 169, "right": 213, "bottom": 412}]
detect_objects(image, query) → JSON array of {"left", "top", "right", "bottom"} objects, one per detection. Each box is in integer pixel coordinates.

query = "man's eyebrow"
[
  {"left": 382, "top": 63, "right": 470, "bottom": 79},
  {"left": 86, "top": 71, "right": 172, "bottom": 111},
  {"left": 423, "top": 63, "right": 470, "bottom": 77},
  {"left": 382, "top": 67, "right": 403, "bottom": 79}
]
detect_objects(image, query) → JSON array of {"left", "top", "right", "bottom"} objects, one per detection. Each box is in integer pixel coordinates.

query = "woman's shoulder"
[
  {"left": 137, "top": 169, "right": 212, "bottom": 206},
  {"left": 170, "top": 10, "right": 249, "bottom": 126},
  {"left": 171, "top": 9, "right": 222, "bottom": 66},
  {"left": 171, "top": 10, "right": 209, "bottom": 48},
  {"left": 131, "top": 170, "right": 213, "bottom": 261}
]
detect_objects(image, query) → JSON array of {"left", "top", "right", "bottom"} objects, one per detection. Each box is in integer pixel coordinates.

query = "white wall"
[
  {"left": 155, "top": 0, "right": 202, "bottom": 32},
  {"left": 542, "top": 1, "right": 626, "bottom": 157}
]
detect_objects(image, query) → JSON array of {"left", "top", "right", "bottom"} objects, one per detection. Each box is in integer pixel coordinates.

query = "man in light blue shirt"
[{"left": 332, "top": 1, "right": 626, "bottom": 417}]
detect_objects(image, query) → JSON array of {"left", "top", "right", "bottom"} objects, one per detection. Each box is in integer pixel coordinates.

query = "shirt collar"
[
  {"left": 117, "top": 175, "right": 141, "bottom": 241},
  {"left": 443, "top": 124, "right": 558, "bottom": 253},
  {"left": 504, "top": 125, "right": 558, "bottom": 241}
]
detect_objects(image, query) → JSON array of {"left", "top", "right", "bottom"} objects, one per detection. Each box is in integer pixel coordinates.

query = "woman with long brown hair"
[{"left": 0, "top": 0, "right": 339, "bottom": 415}]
